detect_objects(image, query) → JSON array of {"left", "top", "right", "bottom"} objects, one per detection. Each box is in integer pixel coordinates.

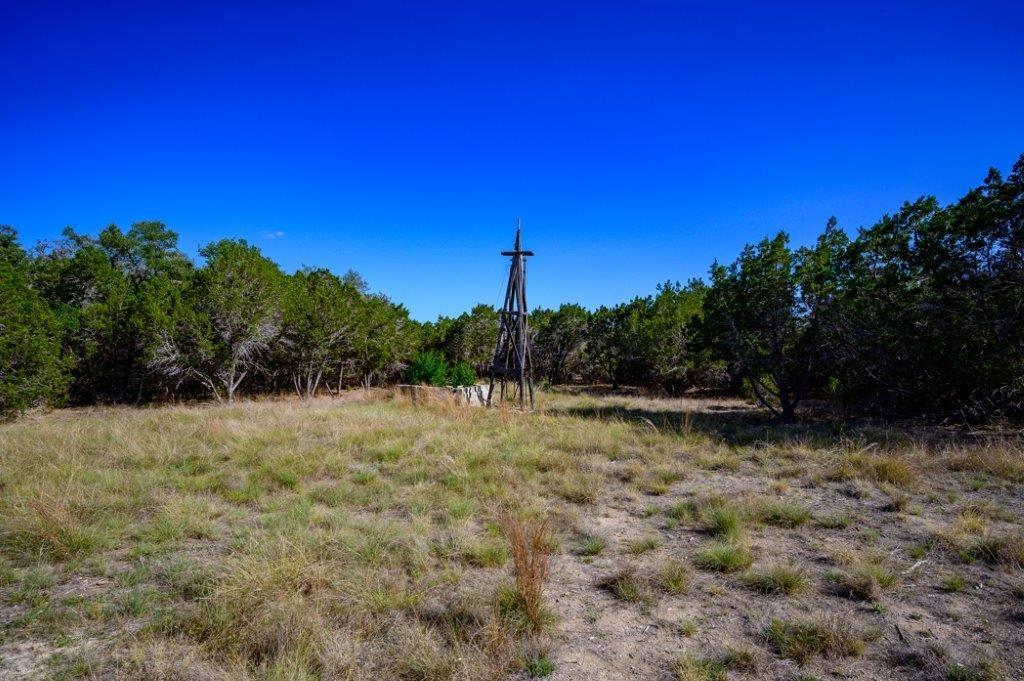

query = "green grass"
[
  {"left": 742, "top": 563, "right": 808, "bottom": 595},
  {"left": 694, "top": 541, "right": 754, "bottom": 573},
  {"left": 941, "top": 574, "right": 966, "bottom": 593},
  {"left": 946, "top": 661, "right": 1003, "bottom": 681},
  {"left": 525, "top": 655, "right": 555, "bottom": 678},
  {"left": 597, "top": 566, "right": 653, "bottom": 605},
  {"left": 674, "top": 648, "right": 757, "bottom": 681},
  {"left": 463, "top": 539, "right": 510, "bottom": 567},
  {"left": 657, "top": 559, "right": 690, "bottom": 594},
  {"left": 674, "top": 655, "right": 726, "bottom": 681},
  {"left": 701, "top": 505, "right": 746, "bottom": 539},
  {"left": 627, "top": 534, "right": 661, "bottom": 555},
  {"left": 828, "top": 562, "right": 898, "bottom": 601},
  {"left": 750, "top": 498, "right": 814, "bottom": 528},
  {"left": 576, "top": 534, "right": 607, "bottom": 557},
  {"left": 818, "top": 512, "right": 851, "bottom": 529},
  {"left": 959, "top": 534, "right": 1024, "bottom": 568},
  {"left": 763, "top": 617, "right": 865, "bottom": 663}
]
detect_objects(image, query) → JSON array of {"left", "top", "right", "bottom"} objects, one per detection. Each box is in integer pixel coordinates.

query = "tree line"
[{"left": 2, "top": 154, "right": 1021, "bottom": 421}]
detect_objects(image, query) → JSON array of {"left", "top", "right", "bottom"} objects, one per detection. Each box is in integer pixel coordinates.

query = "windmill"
[{"left": 487, "top": 219, "right": 535, "bottom": 410}]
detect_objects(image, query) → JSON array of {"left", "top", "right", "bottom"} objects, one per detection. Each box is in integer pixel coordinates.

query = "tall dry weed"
[{"left": 500, "top": 511, "right": 551, "bottom": 633}]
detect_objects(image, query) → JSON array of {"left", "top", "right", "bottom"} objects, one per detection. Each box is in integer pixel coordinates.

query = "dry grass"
[
  {"left": 500, "top": 512, "right": 552, "bottom": 633},
  {"left": 0, "top": 392, "right": 1022, "bottom": 679},
  {"left": 947, "top": 447, "right": 1024, "bottom": 483}
]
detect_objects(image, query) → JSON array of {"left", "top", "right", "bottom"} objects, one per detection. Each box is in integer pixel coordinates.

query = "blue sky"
[{"left": 2, "top": 1, "right": 1022, "bottom": 320}]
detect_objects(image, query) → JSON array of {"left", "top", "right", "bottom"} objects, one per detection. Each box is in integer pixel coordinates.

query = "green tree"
[
  {"left": 350, "top": 294, "right": 418, "bottom": 388},
  {"left": 151, "top": 239, "right": 283, "bottom": 403},
  {"left": 704, "top": 232, "right": 826, "bottom": 419},
  {"left": 28, "top": 222, "right": 193, "bottom": 403},
  {"left": 279, "top": 268, "right": 361, "bottom": 398},
  {"left": 586, "top": 299, "right": 651, "bottom": 388},
  {"left": 530, "top": 303, "right": 590, "bottom": 384},
  {"left": 644, "top": 280, "right": 710, "bottom": 394},
  {"left": 0, "top": 227, "right": 67, "bottom": 415},
  {"left": 436, "top": 304, "right": 500, "bottom": 374}
]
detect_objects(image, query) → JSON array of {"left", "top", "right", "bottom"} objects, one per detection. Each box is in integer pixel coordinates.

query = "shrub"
[
  {"left": 0, "top": 242, "right": 68, "bottom": 417},
  {"left": 447, "top": 361, "right": 476, "bottom": 387},
  {"left": 405, "top": 352, "right": 475, "bottom": 387},
  {"left": 406, "top": 351, "right": 451, "bottom": 386}
]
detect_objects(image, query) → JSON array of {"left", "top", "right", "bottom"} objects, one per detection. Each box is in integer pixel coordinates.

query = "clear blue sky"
[{"left": 2, "top": 1, "right": 1022, "bottom": 320}]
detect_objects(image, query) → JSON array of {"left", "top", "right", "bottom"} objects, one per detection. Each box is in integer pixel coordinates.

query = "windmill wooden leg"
[{"left": 487, "top": 221, "right": 536, "bottom": 411}]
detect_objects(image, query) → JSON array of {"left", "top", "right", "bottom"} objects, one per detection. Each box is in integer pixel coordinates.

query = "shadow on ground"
[{"left": 547, "top": 401, "right": 1017, "bottom": 449}]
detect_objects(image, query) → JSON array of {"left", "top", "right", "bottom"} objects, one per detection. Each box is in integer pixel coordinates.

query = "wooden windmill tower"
[{"left": 487, "top": 219, "right": 535, "bottom": 410}]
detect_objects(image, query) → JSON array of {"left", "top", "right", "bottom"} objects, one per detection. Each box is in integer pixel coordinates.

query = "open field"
[{"left": 1, "top": 392, "right": 1023, "bottom": 680}]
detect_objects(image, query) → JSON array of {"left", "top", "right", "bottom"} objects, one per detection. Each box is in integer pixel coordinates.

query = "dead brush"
[{"left": 499, "top": 512, "right": 551, "bottom": 633}]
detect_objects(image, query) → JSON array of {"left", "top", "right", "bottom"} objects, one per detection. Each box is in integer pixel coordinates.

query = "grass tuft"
[
  {"left": 673, "top": 656, "right": 726, "bottom": 681},
  {"left": 959, "top": 534, "right": 1024, "bottom": 568},
  {"left": 674, "top": 647, "right": 758, "bottom": 681},
  {"left": 657, "top": 559, "right": 690, "bottom": 594},
  {"left": 941, "top": 574, "right": 966, "bottom": 593},
  {"left": 694, "top": 541, "right": 754, "bottom": 573},
  {"left": 750, "top": 498, "right": 814, "bottom": 528},
  {"left": 763, "top": 616, "right": 866, "bottom": 663},
  {"left": 627, "top": 534, "right": 661, "bottom": 555},
  {"left": 525, "top": 655, "right": 555, "bottom": 678},
  {"left": 597, "top": 566, "right": 653, "bottom": 605},
  {"left": 828, "top": 562, "right": 898, "bottom": 601},
  {"left": 576, "top": 534, "right": 607, "bottom": 557},
  {"left": 702, "top": 506, "right": 746, "bottom": 539},
  {"left": 742, "top": 563, "right": 808, "bottom": 595},
  {"left": 946, "top": 660, "right": 1004, "bottom": 681},
  {"left": 818, "top": 513, "right": 851, "bottom": 529}
]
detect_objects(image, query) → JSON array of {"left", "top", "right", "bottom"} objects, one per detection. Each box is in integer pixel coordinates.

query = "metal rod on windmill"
[{"left": 486, "top": 219, "right": 535, "bottom": 410}]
